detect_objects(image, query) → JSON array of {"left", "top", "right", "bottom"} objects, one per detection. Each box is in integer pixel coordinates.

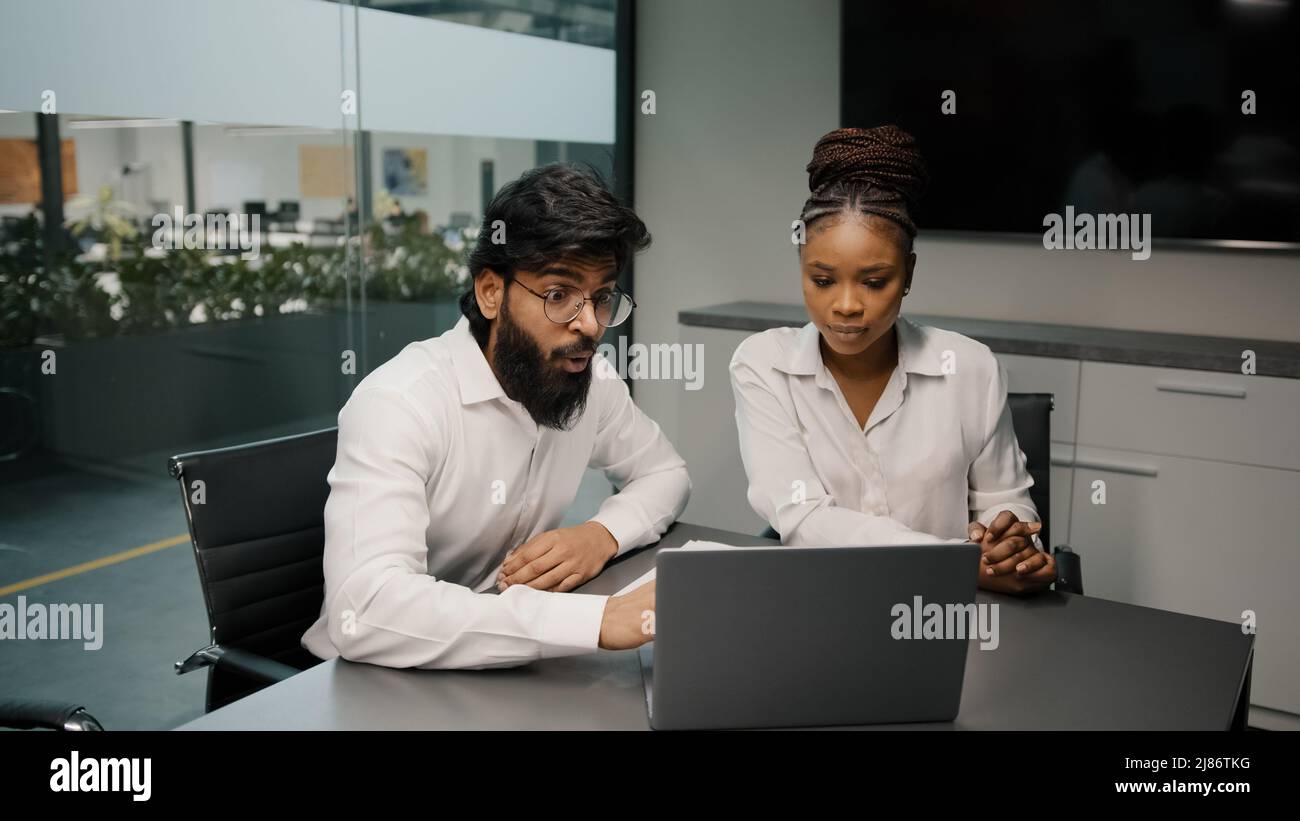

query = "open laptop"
[{"left": 646, "top": 543, "right": 980, "bottom": 730}]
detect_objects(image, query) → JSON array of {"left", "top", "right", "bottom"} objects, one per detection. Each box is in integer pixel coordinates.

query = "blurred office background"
[{"left": 1, "top": 0, "right": 1297, "bottom": 730}]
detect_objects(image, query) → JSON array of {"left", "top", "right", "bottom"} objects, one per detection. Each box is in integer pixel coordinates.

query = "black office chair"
[
  {"left": 168, "top": 427, "right": 337, "bottom": 712},
  {"left": 1007, "top": 393, "right": 1053, "bottom": 550},
  {"left": 1005, "top": 392, "right": 1082, "bottom": 593},
  {"left": 757, "top": 392, "right": 1082, "bottom": 593}
]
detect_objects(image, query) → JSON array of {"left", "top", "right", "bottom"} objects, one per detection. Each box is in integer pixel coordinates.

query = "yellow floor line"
[{"left": 0, "top": 533, "right": 191, "bottom": 597}]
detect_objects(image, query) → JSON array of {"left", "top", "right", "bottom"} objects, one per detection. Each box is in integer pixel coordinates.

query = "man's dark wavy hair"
[{"left": 460, "top": 163, "right": 651, "bottom": 348}]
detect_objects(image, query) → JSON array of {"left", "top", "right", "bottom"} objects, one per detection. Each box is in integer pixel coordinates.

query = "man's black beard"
[{"left": 491, "top": 299, "right": 595, "bottom": 430}]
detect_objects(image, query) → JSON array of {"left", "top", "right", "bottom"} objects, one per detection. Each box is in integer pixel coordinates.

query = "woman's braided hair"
[{"left": 799, "top": 125, "right": 929, "bottom": 252}]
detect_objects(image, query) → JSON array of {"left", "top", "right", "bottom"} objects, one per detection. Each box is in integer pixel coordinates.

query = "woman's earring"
[{"left": 903, "top": 287, "right": 910, "bottom": 295}]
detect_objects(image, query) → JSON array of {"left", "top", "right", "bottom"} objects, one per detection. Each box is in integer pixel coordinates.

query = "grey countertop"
[{"left": 679, "top": 301, "right": 1300, "bottom": 378}]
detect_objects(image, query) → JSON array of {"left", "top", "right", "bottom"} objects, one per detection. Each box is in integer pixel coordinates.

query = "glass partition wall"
[{"left": 0, "top": 0, "right": 630, "bottom": 729}]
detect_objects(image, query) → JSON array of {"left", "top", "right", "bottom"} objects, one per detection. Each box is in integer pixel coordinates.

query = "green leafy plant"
[
  {"left": 0, "top": 211, "right": 471, "bottom": 349},
  {"left": 361, "top": 221, "right": 468, "bottom": 302},
  {"left": 0, "top": 213, "right": 115, "bottom": 348},
  {"left": 64, "top": 185, "right": 139, "bottom": 261}
]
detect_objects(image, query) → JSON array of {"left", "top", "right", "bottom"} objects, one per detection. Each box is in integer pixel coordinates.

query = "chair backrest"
[
  {"left": 1006, "top": 392, "right": 1052, "bottom": 549},
  {"left": 168, "top": 427, "right": 337, "bottom": 708}
]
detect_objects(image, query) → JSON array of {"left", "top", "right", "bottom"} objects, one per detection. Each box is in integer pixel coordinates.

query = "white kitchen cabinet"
[
  {"left": 1049, "top": 446, "right": 1074, "bottom": 546},
  {"left": 1068, "top": 444, "right": 1300, "bottom": 715},
  {"left": 1077, "top": 361, "right": 1300, "bottom": 471}
]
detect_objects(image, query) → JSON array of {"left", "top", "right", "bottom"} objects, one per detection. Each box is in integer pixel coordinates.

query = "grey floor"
[{"left": 0, "top": 429, "right": 613, "bottom": 731}]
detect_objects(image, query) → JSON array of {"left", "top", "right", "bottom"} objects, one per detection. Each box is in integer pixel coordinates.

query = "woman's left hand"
[{"left": 967, "top": 512, "right": 1056, "bottom": 593}]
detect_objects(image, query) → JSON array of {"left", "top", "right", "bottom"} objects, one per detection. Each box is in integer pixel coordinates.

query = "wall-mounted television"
[{"left": 842, "top": 0, "right": 1300, "bottom": 247}]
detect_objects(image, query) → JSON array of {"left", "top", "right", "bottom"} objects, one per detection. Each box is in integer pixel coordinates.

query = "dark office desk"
[{"left": 175, "top": 522, "right": 1253, "bottom": 731}]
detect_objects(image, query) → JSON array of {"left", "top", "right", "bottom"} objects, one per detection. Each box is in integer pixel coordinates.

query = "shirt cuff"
[
  {"left": 587, "top": 508, "right": 643, "bottom": 558},
  {"left": 526, "top": 590, "right": 609, "bottom": 657}
]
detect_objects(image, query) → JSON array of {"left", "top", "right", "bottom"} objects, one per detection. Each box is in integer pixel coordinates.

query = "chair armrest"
[
  {"left": 217, "top": 647, "right": 300, "bottom": 685},
  {"left": 0, "top": 699, "right": 103, "bottom": 731},
  {"left": 175, "top": 644, "right": 299, "bottom": 686},
  {"left": 1052, "top": 544, "right": 1084, "bottom": 595}
]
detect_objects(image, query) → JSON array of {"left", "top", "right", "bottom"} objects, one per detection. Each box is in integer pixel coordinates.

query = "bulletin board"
[
  {"left": 299, "top": 144, "right": 356, "bottom": 198},
  {"left": 0, "top": 138, "right": 78, "bottom": 204}
]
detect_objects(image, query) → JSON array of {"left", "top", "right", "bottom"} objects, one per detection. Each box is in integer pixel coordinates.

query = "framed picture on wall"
[{"left": 382, "top": 147, "right": 427, "bottom": 195}]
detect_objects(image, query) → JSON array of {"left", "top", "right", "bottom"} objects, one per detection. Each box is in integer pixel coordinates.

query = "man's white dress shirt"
[
  {"left": 729, "top": 315, "right": 1041, "bottom": 548},
  {"left": 301, "top": 316, "right": 690, "bottom": 669}
]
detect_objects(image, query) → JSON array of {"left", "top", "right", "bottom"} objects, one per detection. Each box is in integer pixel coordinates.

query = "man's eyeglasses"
[{"left": 512, "top": 279, "right": 637, "bottom": 327}]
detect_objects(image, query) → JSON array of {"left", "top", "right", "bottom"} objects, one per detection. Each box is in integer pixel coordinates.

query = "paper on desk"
[{"left": 612, "top": 539, "right": 778, "bottom": 596}]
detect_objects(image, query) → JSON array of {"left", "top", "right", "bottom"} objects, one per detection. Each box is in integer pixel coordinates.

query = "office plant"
[{"left": 1, "top": 211, "right": 471, "bottom": 465}]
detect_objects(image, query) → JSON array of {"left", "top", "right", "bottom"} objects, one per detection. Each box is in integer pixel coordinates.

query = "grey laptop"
[{"left": 646, "top": 543, "right": 980, "bottom": 730}]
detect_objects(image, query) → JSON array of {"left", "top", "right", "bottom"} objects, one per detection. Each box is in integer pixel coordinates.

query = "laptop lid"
[{"left": 649, "top": 543, "right": 980, "bottom": 730}]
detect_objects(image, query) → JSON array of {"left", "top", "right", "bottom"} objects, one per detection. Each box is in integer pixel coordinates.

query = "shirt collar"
[
  {"left": 775, "top": 314, "right": 946, "bottom": 378},
  {"left": 446, "top": 315, "right": 507, "bottom": 405}
]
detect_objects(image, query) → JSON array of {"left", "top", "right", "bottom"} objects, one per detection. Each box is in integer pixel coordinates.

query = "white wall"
[
  {"left": 906, "top": 237, "right": 1300, "bottom": 343},
  {"left": 192, "top": 126, "right": 345, "bottom": 221},
  {"left": 192, "top": 128, "right": 541, "bottom": 225},
  {"left": 633, "top": 0, "right": 842, "bottom": 445},
  {"left": 0, "top": 112, "right": 181, "bottom": 219},
  {"left": 0, "top": 113, "right": 543, "bottom": 226},
  {"left": 127, "top": 125, "right": 188, "bottom": 212}
]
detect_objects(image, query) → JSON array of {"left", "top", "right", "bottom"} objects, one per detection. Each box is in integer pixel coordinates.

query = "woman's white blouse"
[{"left": 729, "top": 315, "right": 1041, "bottom": 547}]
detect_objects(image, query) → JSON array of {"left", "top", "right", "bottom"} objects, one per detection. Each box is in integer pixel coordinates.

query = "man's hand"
[
  {"left": 599, "top": 581, "right": 655, "bottom": 650},
  {"left": 497, "top": 521, "right": 619, "bottom": 592},
  {"left": 967, "top": 511, "right": 1056, "bottom": 595}
]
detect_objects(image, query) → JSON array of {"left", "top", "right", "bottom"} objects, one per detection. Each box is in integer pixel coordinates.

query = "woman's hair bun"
[{"left": 805, "top": 125, "right": 929, "bottom": 213}]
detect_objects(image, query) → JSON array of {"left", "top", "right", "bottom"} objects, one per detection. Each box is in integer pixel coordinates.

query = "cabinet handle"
[
  {"left": 1156, "top": 381, "right": 1246, "bottom": 399},
  {"left": 1072, "top": 457, "right": 1158, "bottom": 477}
]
